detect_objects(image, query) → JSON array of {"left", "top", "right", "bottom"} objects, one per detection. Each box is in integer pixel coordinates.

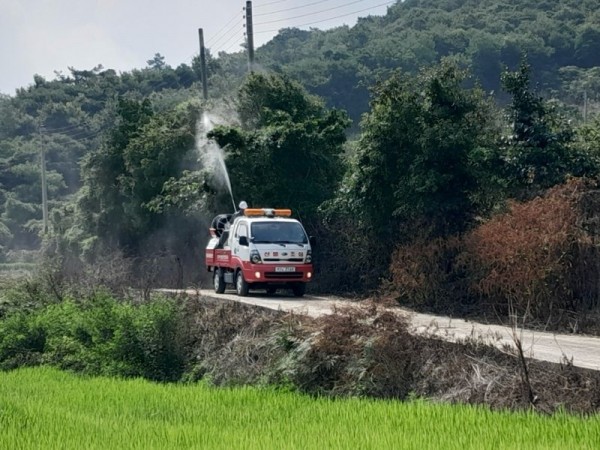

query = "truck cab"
[{"left": 205, "top": 208, "right": 313, "bottom": 297}]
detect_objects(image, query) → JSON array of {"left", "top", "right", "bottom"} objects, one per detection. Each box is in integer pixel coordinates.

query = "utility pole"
[
  {"left": 245, "top": 1, "right": 255, "bottom": 72},
  {"left": 583, "top": 90, "right": 588, "bottom": 124},
  {"left": 198, "top": 28, "right": 209, "bottom": 101},
  {"left": 38, "top": 124, "right": 49, "bottom": 235}
]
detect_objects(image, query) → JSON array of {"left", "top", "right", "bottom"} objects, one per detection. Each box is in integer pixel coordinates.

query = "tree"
[
  {"left": 572, "top": 116, "right": 600, "bottom": 176},
  {"left": 574, "top": 25, "right": 600, "bottom": 69},
  {"left": 500, "top": 60, "right": 577, "bottom": 195},
  {"left": 339, "top": 61, "right": 496, "bottom": 238},
  {"left": 76, "top": 98, "right": 195, "bottom": 253},
  {"left": 146, "top": 53, "right": 166, "bottom": 70},
  {"left": 207, "top": 73, "right": 350, "bottom": 222}
]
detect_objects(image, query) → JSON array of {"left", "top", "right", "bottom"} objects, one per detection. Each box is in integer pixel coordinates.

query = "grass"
[{"left": 1, "top": 367, "right": 599, "bottom": 450}]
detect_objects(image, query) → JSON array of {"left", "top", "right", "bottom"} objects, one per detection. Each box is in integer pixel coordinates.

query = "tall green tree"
[
  {"left": 340, "top": 61, "right": 496, "bottom": 237},
  {"left": 146, "top": 53, "right": 167, "bottom": 70},
  {"left": 500, "top": 60, "right": 577, "bottom": 195},
  {"left": 208, "top": 73, "right": 350, "bottom": 222},
  {"left": 76, "top": 98, "right": 195, "bottom": 253}
]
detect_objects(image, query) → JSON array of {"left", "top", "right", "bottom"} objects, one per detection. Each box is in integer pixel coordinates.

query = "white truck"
[{"left": 205, "top": 207, "right": 314, "bottom": 297}]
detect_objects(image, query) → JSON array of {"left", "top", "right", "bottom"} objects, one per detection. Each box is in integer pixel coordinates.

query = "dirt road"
[{"left": 174, "top": 289, "right": 600, "bottom": 372}]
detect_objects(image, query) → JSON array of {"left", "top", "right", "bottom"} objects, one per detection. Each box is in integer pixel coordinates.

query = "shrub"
[
  {"left": 387, "top": 178, "right": 600, "bottom": 329},
  {"left": 310, "top": 216, "right": 393, "bottom": 293},
  {"left": 0, "top": 293, "right": 185, "bottom": 381},
  {"left": 463, "top": 178, "right": 598, "bottom": 322},
  {"left": 133, "top": 298, "right": 185, "bottom": 381},
  {"left": 388, "top": 235, "right": 468, "bottom": 313},
  {"left": 180, "top": 299, "right": 283, "bottom": 385},
  {"left": 0, "top": 312, "right": 46, "bottom": 369},
  {"left": 274, "top": 306, "right": 420, "bottom": 399}
]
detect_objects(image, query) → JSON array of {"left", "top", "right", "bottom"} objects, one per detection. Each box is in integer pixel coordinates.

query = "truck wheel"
[
  {"left": 292, "top": 283, "right": 306, "bottom": 297},
  {"left": 236, "top": 270, "right": 249, "bottom": 297},
  {"left": 214, "top": 269, "right": 225, "bottom": 294}
]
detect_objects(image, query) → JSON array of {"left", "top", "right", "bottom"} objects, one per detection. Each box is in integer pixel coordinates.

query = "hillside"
[{"left": 255, "top": 0, "right": 600, "bottom": 122}]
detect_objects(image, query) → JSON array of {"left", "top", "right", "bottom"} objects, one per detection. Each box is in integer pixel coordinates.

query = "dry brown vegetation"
[
  {"left": 389, "top": 178, "right": 600, "bottom": 334},
  {"left": 177, "top": 295, "right": 600, "bottom": 415}
]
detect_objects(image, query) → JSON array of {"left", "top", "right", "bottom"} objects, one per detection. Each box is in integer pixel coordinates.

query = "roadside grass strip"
[{"left": 0, "top": 367, "right": 599, "bottom": 449}]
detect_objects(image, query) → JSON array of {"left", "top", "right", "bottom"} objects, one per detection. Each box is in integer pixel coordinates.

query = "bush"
[
  {"left": 180, "top": 299, "right": 283, "bottom": 385},
  {"left": 387, "top": 178, "right": 600, "bottom": 330},
  {"left": 0, "top": 312, "right": 46, "bottom": 369},
  {"left": 133, "top": 298, "right": 185, "bottom": 381},
  {"left": 0, "top": 293, "right": 185, "bottom": 381},
  {"left": 463, "top": 179, "right": 588, "bottom": 322},
  {"left": 273, "top": 306, "right": 420, "bottom": 399},
  {"left": 389, "top": 235, "right": 469, "bottom": 313},
  {"left": 310, "top": 217, "right": 393, "bottom": 294}
]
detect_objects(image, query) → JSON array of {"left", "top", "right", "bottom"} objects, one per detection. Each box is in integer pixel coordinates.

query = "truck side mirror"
[
  {"left": 309, "top": 236, "right": 316, "bottom": 246},
  {"left": 239, "top": 236, "right": 249, "bottom": 247}
]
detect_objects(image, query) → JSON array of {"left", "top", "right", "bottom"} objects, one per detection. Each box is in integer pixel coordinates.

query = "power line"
[
  {"left": 255, "top": 0, "right": 372, "bottom": 26},
  {"left": 48, "top": 127, "right": 88, "bottom": 138},
  {"left": 41, "top": 115, "right": 111, "bottom": 141},
  {"left": 223, "top": 38, "right": 246, "bottom": 54},
  {"left": 206, "top": 13, "right": 243, "bottom": 46},
  {"left": 209, "top": 18, "right": 244, "bottom": 51},
  {"left": 255, "top": 1, "right": 394, "bottom": 33},
  {"left": 65, "top": 128, "right": 105, "bottom": 141},
  {"left": 44, "top": 116, "right": 95, "bottom": 131},
  {"left": 208, "top": 19, "right": 244, "bottom": 50},
  {"left": 254, "top": 0, "right": 292, "bottom": 8},
  {"left": 206, "top": 12, "right": 240, "bottom": 45},
  {"left": 45, "top": 125, "right": 107, "bottom": 142},
  {"left": 215, "top": 28, "right": 246, "bottom": 54},
  {"left": 254, "top": 0, "right": 338, "bottom": 17},
  {"left": 41, "top": 122, "right": 85, "bottom": 133}
]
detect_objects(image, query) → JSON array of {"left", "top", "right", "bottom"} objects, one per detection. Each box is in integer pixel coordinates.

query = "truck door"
[{"left": 233, "top": 221, "right": 250, "bottom": 263}]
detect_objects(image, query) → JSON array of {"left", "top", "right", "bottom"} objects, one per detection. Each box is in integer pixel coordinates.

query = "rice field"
[{"left": 1, "top": 367, "right": 599, "bottom": 450}]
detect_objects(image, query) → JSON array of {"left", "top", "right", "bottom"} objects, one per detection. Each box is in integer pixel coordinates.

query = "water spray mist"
[{"left": 197, "top": 112, "right": 237, "bottom": 212}]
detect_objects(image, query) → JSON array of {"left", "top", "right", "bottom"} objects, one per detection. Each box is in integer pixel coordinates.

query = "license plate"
[{"left": 275, "top": 266, "right": 296, "bottom": 272}]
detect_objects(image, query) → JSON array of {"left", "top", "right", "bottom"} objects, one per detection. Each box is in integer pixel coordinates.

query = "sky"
[{"left": 0, "top": 0, "right": 394, "bottom": 95}]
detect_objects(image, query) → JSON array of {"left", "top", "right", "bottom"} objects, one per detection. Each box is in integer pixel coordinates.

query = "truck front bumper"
[{"left": 241, "top": 263, "right": 313, "bottom": 284}]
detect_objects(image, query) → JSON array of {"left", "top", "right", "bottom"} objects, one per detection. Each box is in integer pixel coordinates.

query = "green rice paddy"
[{"left": 0, "top": 367, "right": 598, "bottom": 449}]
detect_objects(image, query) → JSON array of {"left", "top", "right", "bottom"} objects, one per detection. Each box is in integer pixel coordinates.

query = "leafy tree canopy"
[
  {"left": 499, "top": 60, "right": 597, "bottom": 196},
  {"left": 216, "top": 74, "right": 349, "bottom": 223},
  {"left": 155, "top": 73, "right": 350, "bottom": 225},
  {"left": 256, "top": 0, "right": 600, "bottom": 123},
  {"left": 337, "top": 61, "right": 496, "bottom": 237},
  {"left": 74, "top": 98, "right": 195, "bottom": 254}
]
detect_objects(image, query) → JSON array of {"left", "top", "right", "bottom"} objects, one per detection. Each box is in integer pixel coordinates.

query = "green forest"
[{"left": 1, "top": 0, "right": 600, "bottom": 329}]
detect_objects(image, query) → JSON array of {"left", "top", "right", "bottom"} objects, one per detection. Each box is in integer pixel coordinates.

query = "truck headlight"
[
  {"left": 250, "top": 250, "right": 262, "bottom": 264},
  {"left": 305, "top": 250, "right": 312, "bottom": 263}
]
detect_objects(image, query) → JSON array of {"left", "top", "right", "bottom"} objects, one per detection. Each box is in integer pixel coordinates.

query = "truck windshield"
[{"left": 251, "top": 221, "right": 308, "bottom": 244}]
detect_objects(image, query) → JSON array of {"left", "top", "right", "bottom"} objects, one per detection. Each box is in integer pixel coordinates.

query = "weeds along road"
[{"left": 164, "top": 289, "right": 600, "bottom": 372}]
